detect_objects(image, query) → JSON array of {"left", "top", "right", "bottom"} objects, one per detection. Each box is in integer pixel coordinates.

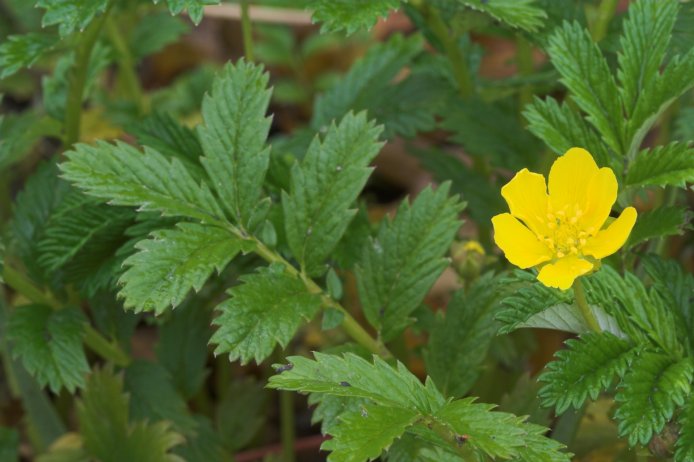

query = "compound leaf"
[
  {"left": 7, "top": 305, "right": 88, "bottom": 393},
  {"left": 283, "top": 112, "right": 383, "bottom": 276},
  {"left": 119, "top": 222, "right": 246, "bottom": 314},
  {"left": 615, "top": 353, "right": 694, "bottom": 447},
  {"left": 457, "top": 0, "right": 546, "bottom": 32},
  {"left": 538, "top": 332, "right": 637, "bottom": 413},
  {"left": 627, "top": 206, "right": 688, "bottom": 248},
  {"left": 36, "top": 0, "right": 109, "bottom": 37},
  {"left": 0, "top": 33, "right": 54, "bottom": 79},
  {"left": 211, "top": 265, "right": 322, "bottom": 364},
  {"left": 198, "top": 60, "right": 272, "bottom": 226},
  {"left": 676, "top": 398, "right": 694, "bottom": 462},
  {"left": 152, "top": 0, "right": 219, "bottom": 25},
  {"left": 356, "top": 184, "right": 462, "bottom": 341}
]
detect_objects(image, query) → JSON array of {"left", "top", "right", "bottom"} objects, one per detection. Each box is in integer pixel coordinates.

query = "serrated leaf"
[
  {"left": 216, "top": 378, "right": 267, "bottom": 452},
  {"left": 615, "top": 353, "right": 694, "bottom": 447},
  {"left": 124, "top": 361, "right": 197, "bottom": 433},
  {"left": 37, "top": 192, "right": 135, "bottom": 272},
  {"left": 517, "top": 302, "right": 624, "bottom": 337},
  {"left": 547, "top": 22, "right": 623, "bottom": 154},
  {"left": 321, "top": 405, "right": 418, "bottom": 462},
  {"left": 626, "top": 143, "right": 694, "bottom": 188},
  {"left": 457, "top": 0, "right": 546, "bottom": 32},
  {"left": 312, "top": 35, "right": 422, "bottom": 131},
  {"left": 211, "top": 265, "right": 322, "bottom": 364},
  {"left": 61, "top": 141, "right": 225, "bottom": 223},
  {"left": 283, "top": 112, "right": 383, "bottom": 276},
  {"left": 0, "top": 111, "right": 61, "bottom": 171},
  {"left": 308, "top": 0, "right": 400, "bottom": 35},
  {"left": 618, "top": 0, "right": 677, "bottom": 119},
  {"left": 524, "top": 96, "right": 612, "bottom": 169},
  {"left": 627, "top": 206, "right": 687, "bottom": 248},
  {"left": 0, "top": 33, "right": 54, "bottom": 79},
  {"left": 36, "top": 0, "right": 109, "bottom": 37},
  {"left": 538, "top": 332, "right": 636, "bottom": 414},
  {"left": 424, "top": 274, "right": 502, "bottom": 398},
  {"left": 119, "top": 223, "right": 246, "bottom": 314},
  {"left": 356, "top": 184, "right": 463, "bottom": 341},
  {"left": 7, "top": 305, "right": 89, "bottom": 393},
  {"left": 198, "top": 60, "right": 272, "bottom": 226},
  {"left": 153, "top": 0, "right": 219, "bottom": 25},
  {"left": 77, "top": 368, "right": 184, "bottom": 462}
]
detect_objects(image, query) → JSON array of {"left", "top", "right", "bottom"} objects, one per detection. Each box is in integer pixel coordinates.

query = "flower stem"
[
  {"left": 83, "top": 325, "right": 131, "bottom": 367},
  {"left": 240, "top": 0, "right": 255, "bottom": 62},
  {"left": 280, "top": 389, "right": 296, "bottom": 462},
  {"left": 64, "top": 6, "right": 112, "bottom": 148},
  {"left": 573, "top": 278, "right": 600, "bottom": 333},
  {"left": 590, "top": 0, "right": 619, "bottom": 43}
]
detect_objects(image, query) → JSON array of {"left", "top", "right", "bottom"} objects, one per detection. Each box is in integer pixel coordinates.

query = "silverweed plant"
[{"left": 0, "top": 0, "right": 693, "bottom": 461}]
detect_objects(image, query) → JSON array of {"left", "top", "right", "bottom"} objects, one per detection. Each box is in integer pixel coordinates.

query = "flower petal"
[
  {"left": 537, "top": 256, "right": 594, "bottom": 290},
  {"left": 492, "top": 213, "right": 552, "bottom": 269},
  {"left": 548, "top": 148, "right": 599, "bottom": 212},
  {"left": 501, "top": 168, "right": 549, "bottom": 236},
  {"left": 582, "top": 207, "right": 638, "bottom": 259},
  {"left": 580, "top": 167, "right": 618, "bottom": 234}
]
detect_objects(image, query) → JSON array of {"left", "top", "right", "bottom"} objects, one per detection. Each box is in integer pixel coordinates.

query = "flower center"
[{"left": 540, "top": 205, "right": 591, "bottom": 259}]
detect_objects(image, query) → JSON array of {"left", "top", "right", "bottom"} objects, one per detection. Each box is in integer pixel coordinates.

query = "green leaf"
[
  {"left": 538, "top": 332, "right": 636, "bottom": 414},
  {"left": 617, "top": 0, "right": 678, "bottom": 119},
  {"left": 356, "top": 184, "right": 463, "bottom": 341},
  {"left": 128, "top": 112, "right": 204, "bottom": 173},
  {"left": 0, "top": 427, "right": 19, "bottom": 462},
  {"left": 124, "top": 361, "right": 197, "bottom": 433},
  {"left": 153, "top": 0, "right": 219, "bottom": 25},
  {"left": 11, "top": 162, "right": 72, "bottom": 283},
  {"left": 156, "top": 302, "right": 211, "bottom": 399},
  {"left": 676, "top": 397, "right": 694, "bottom": 462},
  {"left": 524, "top": 96, "right": 612, "bottom": 169},
  {"left": 211, "top": 264, "right": 322, "bottom": 364},
  {"left": 77, "top": 368, "right": 184, "bottom": 462},
  {"left": 119, "top": 223, "right": 246, "bottom": 314},
  {"left": 0, "top": 33, "right": 54, "bottom": 79},
  {"left": 308, "top": 0, "right": 401, "bottom": 35},
  {"left": 36, "top": 0, "right": 109, "bottom": 37},
  {"left": 547, "top": 22, "right": 623, "bottom": 154},
  {"left": 615, "top": 353, "right": 694, "bottom": 447},
  {"left": 312, "top": 35, "right": 422, "bottom": 131},
  {"left": 457, "top": 0, "right": 547, "bottom": 32},
  {"left": 627, "top": 206, "right": 687, "bottom": 248},
  {"left": 37, "top": 192, "right": 135, "bottom": 272},
  {"left": 424, "top": 274, "right": 502, "bottom": 398},
  {"left": 283, "top": 112, "right": 383, "bottom": 275},
  {"left": 8, "top": 305, "right": 89, "bottom": 393},
  {"left": 626, "top": 143, "right": 694, "bottom": 188},
  {"left": 270, "top": 353, "right": 569, "bottom": 461},
  {"left": 128, "top": 13, "right": 189, "bottom": 61},
  {"left": 61, "top": 141, "right": 225, "bottom": 223},
  {"left": 440, "top": 97, "right": 540, "bottom": 171},
  {"left": 216, "top": 378, "right": 267, "bottom": 452},
  {"left": 0, "top": 111, "right": 61, "bottom": 171},
  {"left": 321, "top": 405, "right": 419, "bottom": 462},
  {"left": 198, "top": 60, "right": 272, "bottom": 226}
]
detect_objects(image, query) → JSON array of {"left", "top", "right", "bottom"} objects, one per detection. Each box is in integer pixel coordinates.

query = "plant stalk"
[
  {"left": 83, "top": 325, "right": 131, "bottom": 367},
  {"left": 590, "top": 0, "right": 619, "bottom": 43},
  {"left": 240, "top": 0, "right": 255, "bottom": 62},
  {"left": 573, "top": 278, "right": 601, "bottom": 333},
  {"left": 64, "top": 6, "right": 112, "bottom": 148},
  {"left": 280, "top": 389, "right": 296, "bottom": 462},
  {"left": 106, "top": 17, "right": 148, "bottom": 115}
]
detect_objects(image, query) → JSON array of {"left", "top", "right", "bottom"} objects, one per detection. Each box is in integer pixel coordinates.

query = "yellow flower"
[{"left": 492, "top": 148, "right": 637, "bottom": 290}]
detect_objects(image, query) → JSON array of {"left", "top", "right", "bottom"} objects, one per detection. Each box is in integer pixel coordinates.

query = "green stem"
[
  {"left": 516, "top": 35, "right": 534, "bottom": 119},
  {"left": 573, "top": 278, "right": 600, "bottom": 333},
  {"left": 83, "top": 325, "right": 131, "bottom": 367},
  {"left": 590, "top": 0, "right": 619, "bottom": 43},
  {"left": 106, "top": 17, "right": 148, "bottom": 115},
  {"left": 251, "top": 238, "right": 392, "bottom": 359},
  {"left": 64, "top": 6, "right": 111, "bottom": 148},
  {"left": 280, "top": 390, "right": 296, "bottom": 462},
  {"left": 423, "top": 5, "right": 474, "bottom": 97},
  {"left": 240, "top": 0, "right": 255, "bottom": 62},
  {"left": 2, "top": 265, "right": 58, "bottom": 308}
]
